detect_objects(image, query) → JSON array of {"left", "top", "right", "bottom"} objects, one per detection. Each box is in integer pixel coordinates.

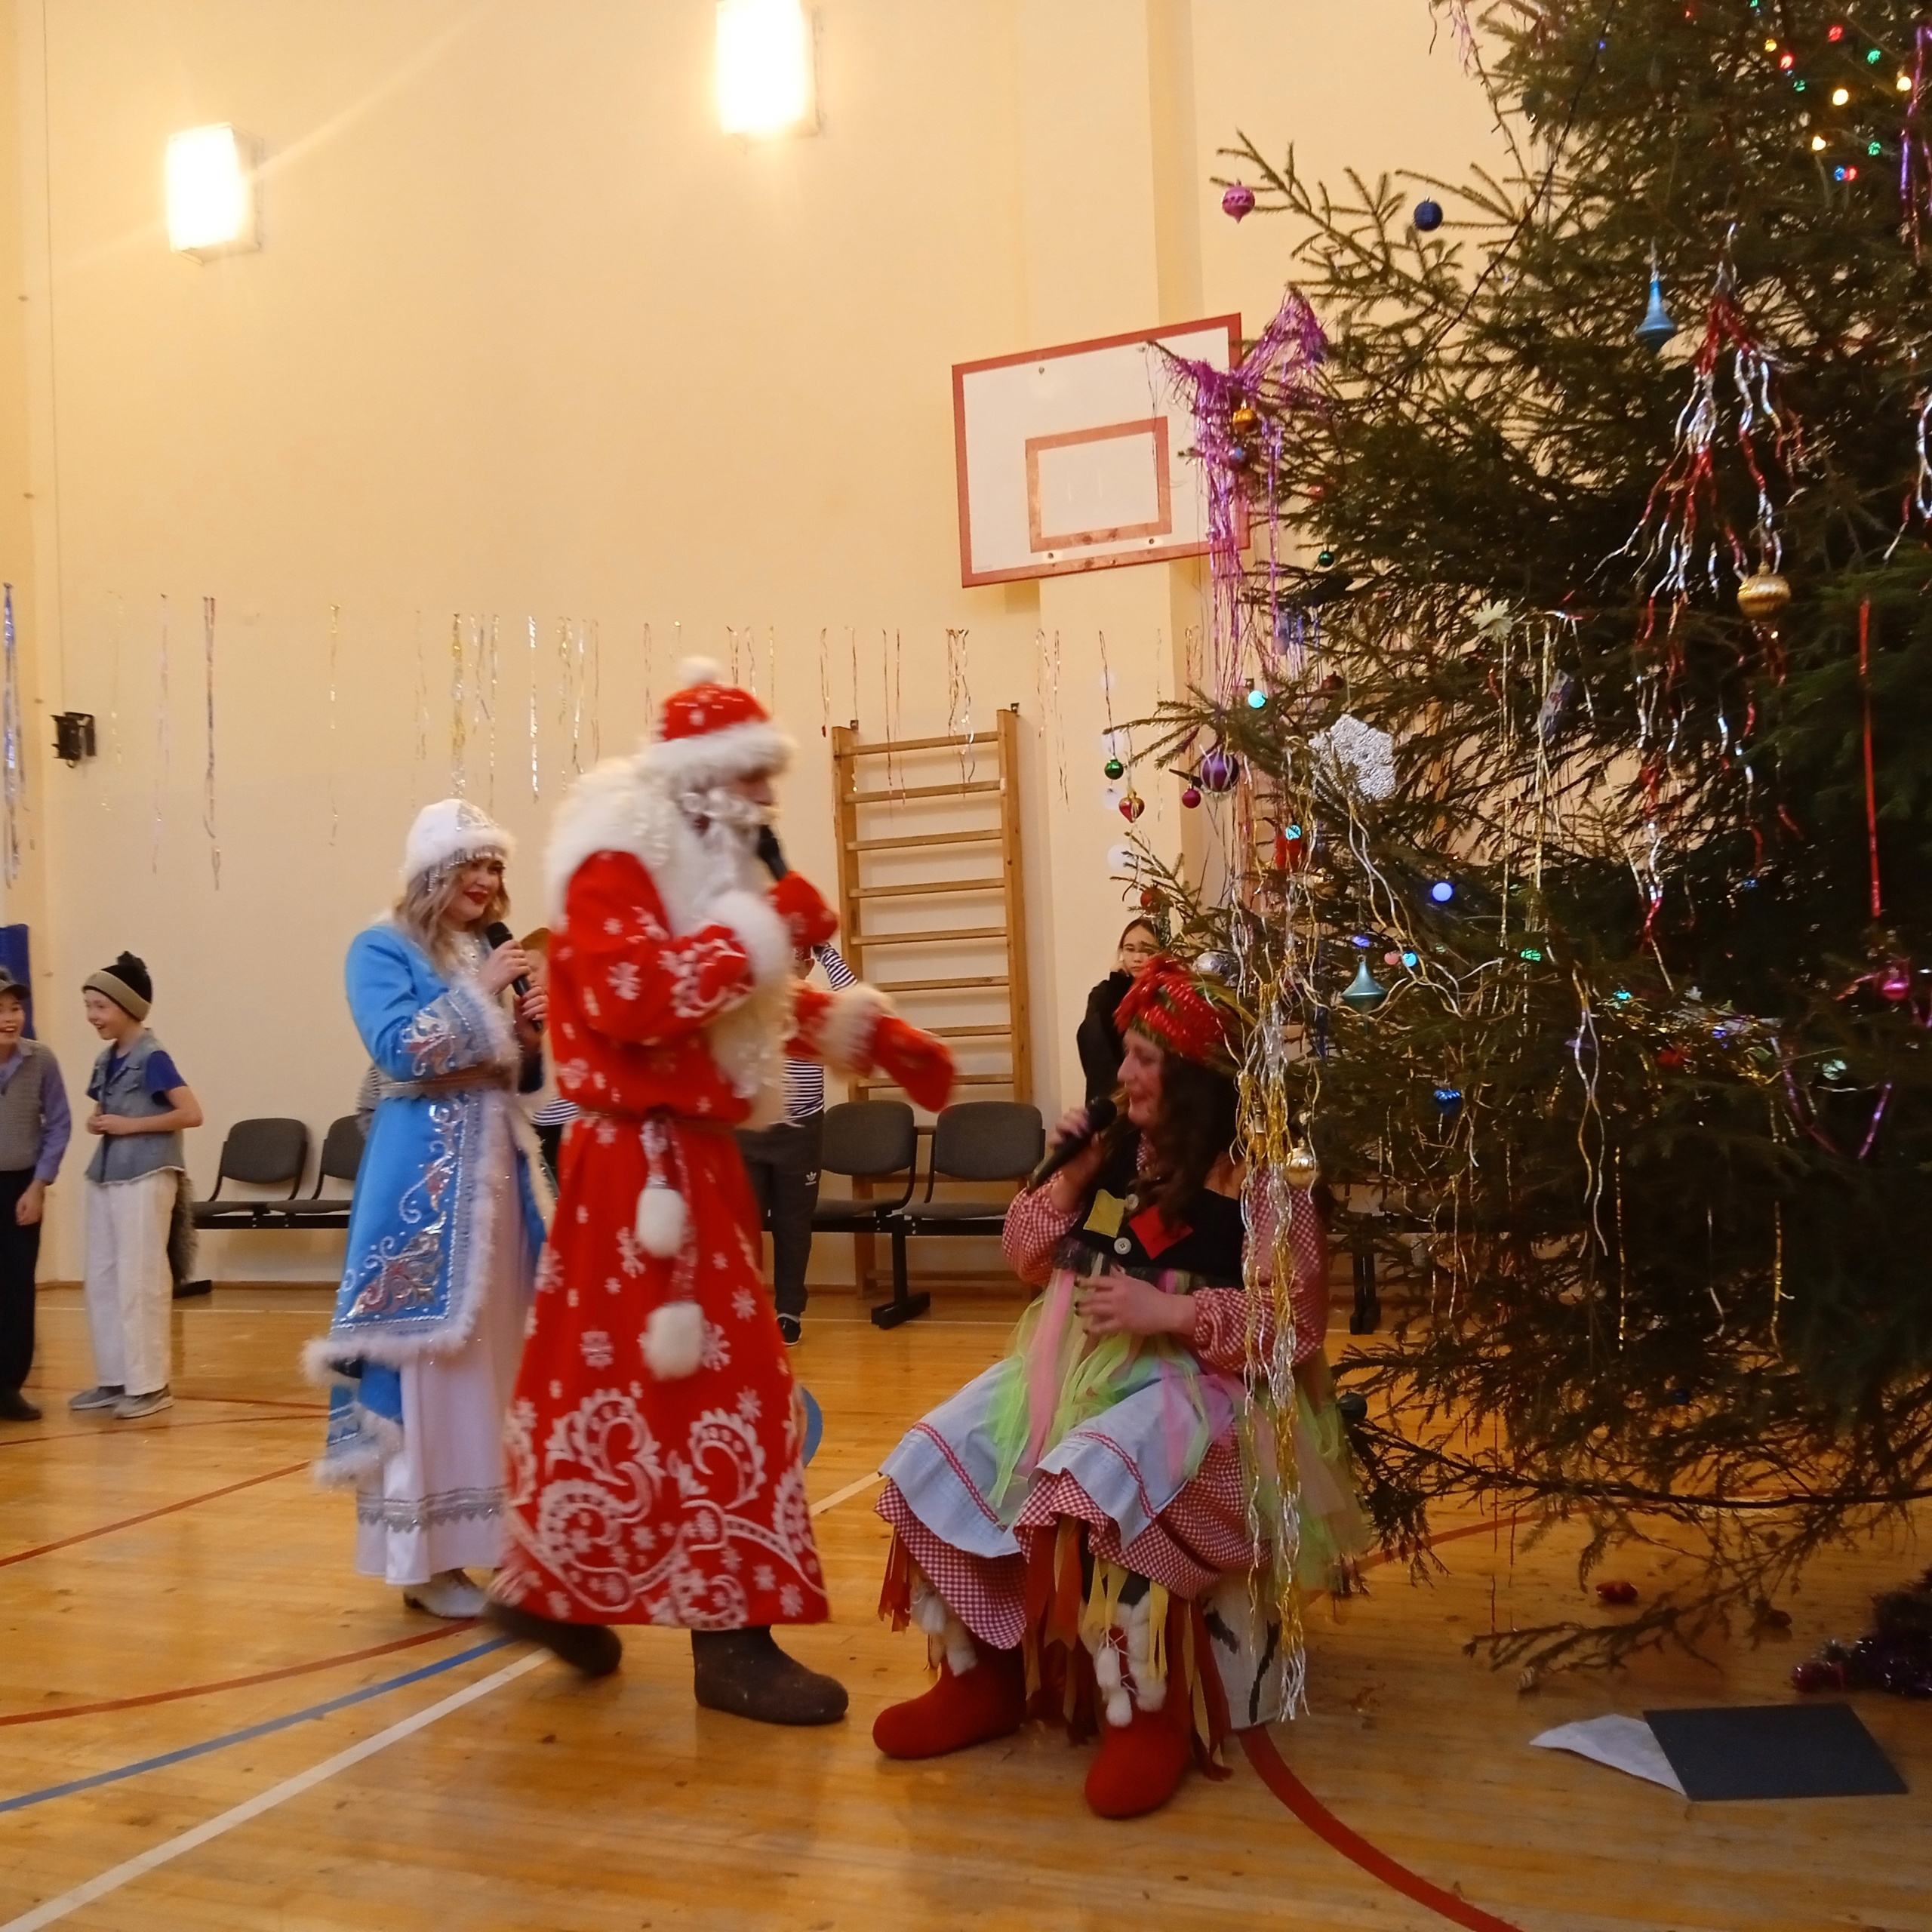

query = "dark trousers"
[
  {"left": 734, "top": 1115, "right": 822, "bottom": 1321},
  {"left": 0, "top": 1168, "right": 42, "bottom": 1394}
]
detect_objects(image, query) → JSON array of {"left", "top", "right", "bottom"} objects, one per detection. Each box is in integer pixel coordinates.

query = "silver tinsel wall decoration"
[
  {"left": 201, "top": 595, "right": 221, "bottom": 888},
  {"left": 1, "top": 583, "right": 21, "bottom": 887}
]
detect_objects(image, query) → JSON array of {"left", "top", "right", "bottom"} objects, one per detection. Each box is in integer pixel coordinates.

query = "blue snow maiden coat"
[{"left": 309, "top": 921, "right": 550, "bottom": 1485}]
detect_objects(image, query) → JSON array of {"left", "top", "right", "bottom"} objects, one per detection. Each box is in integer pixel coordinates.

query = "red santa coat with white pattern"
[{"left": 494, "top": 759, "right": 888, "bottom": 1629}]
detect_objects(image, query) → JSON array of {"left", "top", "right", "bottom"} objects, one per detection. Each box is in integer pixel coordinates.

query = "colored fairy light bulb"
[
  {"left": 1832, "top": 85, "right": 1850, "bottom": 104},
  {"left": 1828, "top": 23, "right": 1844, "bottom": 42},
  {"left": 1901, "top": 72, "right": 1915, "bottom": 91},
  {"left": 1870, "top": 140, "right": 1884, "bottom": 153},
  {"left": 1869, "top": 48, "right": 1882, "bottom": 63},
  {"left": 1430, "top": 880, "right": 1454, "bottom": 903},
  {"left": 1813, "top": 134, "right": 1828, "bottom": 149},
  {"left": 1246, "top": 686, "right": 1267, "bottom": 709},
  {"left": 1401, "top": 951, "right": 1419, "bottom": 968},
  {"left": 1779, "top": 50, "right": 1795, "bottom": 69}
]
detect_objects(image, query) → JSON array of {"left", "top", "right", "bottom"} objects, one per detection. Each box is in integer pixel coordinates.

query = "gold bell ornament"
[
  {"left": 1736, "top": 571, "right": 1792, "bottom": 624},
  {"left": 1282, "top": 1141, "right": 1321, "bottom": 1190},
  {"left": 1230, "top": 403, "right": 1260, "bottom": 434}
]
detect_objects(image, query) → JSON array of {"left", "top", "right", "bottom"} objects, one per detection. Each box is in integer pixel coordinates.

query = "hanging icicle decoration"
[
  {"left": 817, "top": 626, "right": 830, "bottom": 738},
  {"left": 1164, "top": 290, "right": 1327, "bottom": 706},
  {"left": 591, "top": 619, "right": 603, "bottom": 763},
  {"left": 527, "top": 616, "right": 540, "bottom": 802},
  {"left": 155, "top": 595, "right": 171, "bottom": 873},
  {"left": 109, "top": 592, "right": 125, "bottom": 801},
  {"left": 201, "top": 595, "right": 221, "bottom": 889},
  {"left": 944, "top": 626, "right": 976, "bottom": 782},
  {"left": 484, "top": 616, "right": 501, "bottom": 809},
  {"left": 327, "top": 604, "right": 340, "bottom": 845},
  {"left": 449, "top": 614, "right": 467, "bottom": 795},
  {"left": 572, "top": 619, "right": 586, "bottom": 775},
  {"left": 0, "top": 584, "right": 21, "bottom": 887},
  {"left": 1625, "top": 250, "right": 1804, "bottom": 656},
  {"left": 413, "top": 611, "right": 428, "bottom": 769},
  {"left": 643, "top": 621, "right": 656, "bottom": 722},
  {"left": 555, "top": 618, "right": 572, "bottom": 789}
]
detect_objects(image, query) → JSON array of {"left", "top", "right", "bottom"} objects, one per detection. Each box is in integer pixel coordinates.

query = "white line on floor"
[
  {"left": 809, "top": 1469, "right": 884, "bottom": 1516},
  {"left": 0, "top": 1651, "right": 546, "bottom": 1932}
]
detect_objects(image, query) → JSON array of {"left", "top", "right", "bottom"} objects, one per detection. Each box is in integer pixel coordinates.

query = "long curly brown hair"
[{"left": 1137, "top": 1046, "right": 1240, "bottom": 1225}]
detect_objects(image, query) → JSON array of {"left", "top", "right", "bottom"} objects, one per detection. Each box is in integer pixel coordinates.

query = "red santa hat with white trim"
[{"left": 640, "top": 658, "right": 793, "bottom": 790}]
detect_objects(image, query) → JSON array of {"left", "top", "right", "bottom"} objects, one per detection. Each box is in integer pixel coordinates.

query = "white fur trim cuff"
[
  {"left": 812, "top": 983, "right": 891, "bottom": 1074},
  {"left": 643, "top": 1300, "right": 706, "bottom": 1380},
  {"left": 712, "top": 889, "right": 793, "bottom": 990}
]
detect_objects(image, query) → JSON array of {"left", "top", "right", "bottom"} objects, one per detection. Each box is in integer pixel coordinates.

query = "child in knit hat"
[{"left": 72, "top": 952, "right": 203, "bottom": 1420}]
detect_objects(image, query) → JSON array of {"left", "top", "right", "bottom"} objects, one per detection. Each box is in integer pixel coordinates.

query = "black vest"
[{"left": 1060, "top": 1132, "right": 1245, "bottom": 1286}]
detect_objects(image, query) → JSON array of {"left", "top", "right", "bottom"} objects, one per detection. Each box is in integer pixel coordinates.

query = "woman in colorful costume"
[
  {"left": 872, "top": 957, "right": 1363, "bottom": 1817},
  {"left": 310, "top": 800, "right": 552, "bottom": 1620},
  {"left": 487, "top": 661, "right": 955, "bottom": 1724}
]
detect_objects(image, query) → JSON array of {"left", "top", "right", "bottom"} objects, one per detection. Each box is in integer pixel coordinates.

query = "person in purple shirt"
[{"left": 0, "top": 966, "right": 72, "bottom": 1423}]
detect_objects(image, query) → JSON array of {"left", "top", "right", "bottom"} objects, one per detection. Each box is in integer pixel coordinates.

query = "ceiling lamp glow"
[
  {"left": 165, "top": 125, "right": 261, "bottom": 260},
  {"left": 717, "top": 0, "right": 817, "bottom": 137}
]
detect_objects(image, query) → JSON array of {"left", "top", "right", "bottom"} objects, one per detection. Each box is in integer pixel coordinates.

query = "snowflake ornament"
[{"left": 1311, "top": 714, "right": 1397, "bottom": 802}]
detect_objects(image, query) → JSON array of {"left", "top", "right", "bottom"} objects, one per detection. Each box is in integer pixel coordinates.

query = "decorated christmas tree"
[{"left": 1144, "top": 0, "right": 1932, "bottom": 1670}]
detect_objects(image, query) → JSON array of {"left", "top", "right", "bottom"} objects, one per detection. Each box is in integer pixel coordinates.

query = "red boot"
[
  {"left": 1084, "top": 1700, "right": 1192, "bottom": 1818},
  {"left": 873, "top": 1646, "right": 1026, "bottom": 1760}
]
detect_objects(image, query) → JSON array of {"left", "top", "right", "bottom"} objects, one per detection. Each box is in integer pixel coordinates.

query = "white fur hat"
[
  {"left": 402, "top": 798, "right": 514, "bottom": 888},
  {"left": 639, "top": 658, "right": 792, "bottom": 792}
]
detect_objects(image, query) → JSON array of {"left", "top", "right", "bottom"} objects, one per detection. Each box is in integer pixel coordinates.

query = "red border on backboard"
[{"left": 952, "top": 312, "right": 1242, "bottom": 589}]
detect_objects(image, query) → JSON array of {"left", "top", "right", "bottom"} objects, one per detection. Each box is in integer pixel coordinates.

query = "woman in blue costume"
[{"left": 309, "top": 800, "right": 550, "bottom": 1620}]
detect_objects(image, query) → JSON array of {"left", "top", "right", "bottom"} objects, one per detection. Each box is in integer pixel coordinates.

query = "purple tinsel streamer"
[
  {"left": 1903, "top": 24, "right": 1932, "bottom": 259},
  {"left": 1164, "top": 289, "right": 1327, "bottom": 707}
]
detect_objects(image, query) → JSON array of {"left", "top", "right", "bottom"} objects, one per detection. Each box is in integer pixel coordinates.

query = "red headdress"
[{"left": 1113, "top": 955, "right": 1241, "bottom": 1072}]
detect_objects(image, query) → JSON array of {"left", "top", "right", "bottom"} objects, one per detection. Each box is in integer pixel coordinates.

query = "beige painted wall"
[{"left": 3, "top": 0, "right": 1500, "bottom": 1282}]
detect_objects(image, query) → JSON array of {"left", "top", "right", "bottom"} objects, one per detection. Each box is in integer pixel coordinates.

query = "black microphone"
[
  {"left": 754, "top": 825, "right": 789, "bottom": 880},
  {"left": 484, "top": 921, "right": 541, "bottom": 1033},
  {"left": 1024, "top": 1094, "right": 1118, "bottom": 1194}
]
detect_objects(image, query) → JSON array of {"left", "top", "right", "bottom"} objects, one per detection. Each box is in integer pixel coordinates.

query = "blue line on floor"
[
  {"left": 0, "top": 1637, "right": 507, "bottom": 1815},
  {"left": 801, "top": 1386, "right": 823, "bottom": 1465}
]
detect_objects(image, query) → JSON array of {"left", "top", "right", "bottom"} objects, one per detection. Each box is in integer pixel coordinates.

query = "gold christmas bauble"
[
  {"left": 1283, "top": 1141, "right": 1321, "bottom": 1190},
  {"left": 1736, "top": 571, "right": 1792, "bottom": 623},
  {"left": 1230, "top": 404, "right": 1260, "bottom": 434}
]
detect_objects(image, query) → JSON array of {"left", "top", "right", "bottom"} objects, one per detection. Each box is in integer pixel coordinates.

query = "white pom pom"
[
  {"left": 1094, "top": 1643, "right": 1123, "bottom": 1690},
  {"left": 1105, "top": 1687, "right": 1134, "bottom": 1729},
  {"left": 677, "top": 656, "right": 724, "bottom": 689},
  {"left": 944, "top": 1634, "right": 978, "bottom": 1677},
  {"left": 642, "top": 1301, "right": 706, "bottom": 1380},
  {"left": 636, "top": 1181, "right": 687, "bottom": 1258},
  {"left": 1136, "top": 1675, "right": 1168, "bottom": 1712}
]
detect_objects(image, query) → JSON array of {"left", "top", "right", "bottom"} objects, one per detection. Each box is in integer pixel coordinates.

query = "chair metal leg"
[{"left": 870, "top": 1223, "right": 930, "bottom": 1329}]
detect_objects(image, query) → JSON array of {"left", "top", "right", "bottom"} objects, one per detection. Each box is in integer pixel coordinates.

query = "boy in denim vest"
[{"left": 71, "top": 953, "right": 204, "bottom": 1420}]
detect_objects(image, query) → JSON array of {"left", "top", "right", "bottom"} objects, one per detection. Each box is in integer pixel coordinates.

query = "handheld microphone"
[
  {"left": 484, "top": 921, "right": 542, "bottom": 1034},
  {"left": 1024, "top": 1094, "right": 1118, "bottom": 1194},
  {"left": 754, "top": 825, "right": 789, "bottom": 880}
]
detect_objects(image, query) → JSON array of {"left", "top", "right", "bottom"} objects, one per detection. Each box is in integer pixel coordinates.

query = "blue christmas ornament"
[
  {"left": 1432, "top": 1086, "right": 1463, "bottom": 1115},
  {"left": 1635, "top": 265, "right": 1678, "bottom": 352},
  {"left": 1414, "top": 198, "right": 1444, "bottom": 232}
]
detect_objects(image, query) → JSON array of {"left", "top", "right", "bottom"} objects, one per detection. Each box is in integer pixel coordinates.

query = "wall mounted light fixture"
[
  {"left": 166, "top": 124, "right": 263, "bottom": 260},
  {"left": 716, "top": 0, "right": 818, "bottom": 137}
]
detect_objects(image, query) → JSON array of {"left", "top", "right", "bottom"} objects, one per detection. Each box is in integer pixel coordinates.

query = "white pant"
[{"left": 83, "top": 1171, "right": 177, "bottom": 1397}]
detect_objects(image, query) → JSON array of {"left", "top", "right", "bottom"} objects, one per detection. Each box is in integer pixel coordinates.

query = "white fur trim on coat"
[
  {"left": 811, "top": 983, "right": 891, "bottom": 1074},
  {"left": 643, "top": 1300, "right": 706, "bottom": 1380},
  {"left": 643, "top": 720, "right": 794, "bottom": 795},
  {"left": 711, "top": 889, "right": 792, "bottom": 992}
]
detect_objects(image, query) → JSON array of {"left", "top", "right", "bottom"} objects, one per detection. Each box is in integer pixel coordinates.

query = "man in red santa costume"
[{"left": 486, "top": 661, "right": 954, "bottom": 1724}]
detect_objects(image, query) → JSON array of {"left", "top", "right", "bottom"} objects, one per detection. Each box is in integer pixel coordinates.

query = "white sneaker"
[
  {"left": 69, "top": 1386, "right": 125, "bottom": 1413},
  {"left": 112, "top": 1388, "right": 174, "bottom": 1420},
  {"left": 404, "top": 1570, "right": 486, "bottom": 1619}
]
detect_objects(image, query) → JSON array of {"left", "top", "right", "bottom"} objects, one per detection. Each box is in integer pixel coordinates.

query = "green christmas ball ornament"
[
  {"left": 1316, "top": 548, "right": 1336, "bottom": 568},
  {"left": 1103, "top": 757, "right": 1124, "bottom": 781}
]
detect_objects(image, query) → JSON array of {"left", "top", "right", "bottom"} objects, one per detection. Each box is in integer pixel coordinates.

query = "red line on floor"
[
  {"left": 1241, "top": 1729, "right": 1524, "bottom": 1932},
  {"left": 0, "top": 1461, "right": 306, "bottom": 1570},
  {"left": 0, "top": 1622, "right": 478, "bottom": 1727},
  {"left": 1236, "top": 1508, "right": 1535, "bottom": 1931}
]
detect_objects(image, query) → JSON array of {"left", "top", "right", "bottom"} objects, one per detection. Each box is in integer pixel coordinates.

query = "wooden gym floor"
[{"left": 0, "top": 1284, "right": 1927, "bottom": 1932}]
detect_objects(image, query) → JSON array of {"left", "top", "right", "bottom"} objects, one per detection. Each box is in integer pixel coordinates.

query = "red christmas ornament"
[
  {"left": 1119, "top": 794, "right": 1146, "bottom": 823},
  {"left": 1880, "top": 963, "right": 1914, "bottom": 1002},
  {"left": 1221, "top": 182, "right": 1256, "bottom": 221},
  {"left": 1180, "top": 785, "right": 1202, "bottom": 809},
  {"left": 1792, "top": 1658, "right": 1850, "bottom": 1694},
  {"left": 1657, "top": 1045, "right": 1687, "bottom": 1069},
  {"left": 1595, "top": 1580, "right": 1639, "bottom": 1605}
]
